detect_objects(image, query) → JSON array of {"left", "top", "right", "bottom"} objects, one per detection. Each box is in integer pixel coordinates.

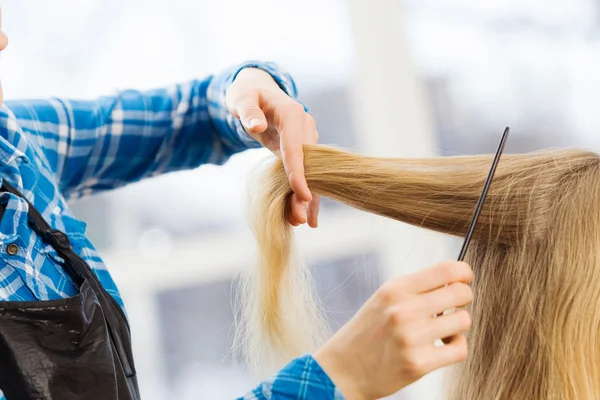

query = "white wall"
[{"left": 345, "top": 1, "right": 452, "bottom": 398}]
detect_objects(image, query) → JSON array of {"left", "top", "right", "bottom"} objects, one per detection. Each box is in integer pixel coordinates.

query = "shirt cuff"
[
  {"left": 206, "top": 61, "right": 304, "bottom": 151},
  {"left": 243, "top": 354, "right": 345, "bottom": 400}
]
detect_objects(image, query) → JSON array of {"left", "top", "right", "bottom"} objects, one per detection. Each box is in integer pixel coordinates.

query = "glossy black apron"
[{"left": 0, "top": 181, "right": 140, "bottom": 400}]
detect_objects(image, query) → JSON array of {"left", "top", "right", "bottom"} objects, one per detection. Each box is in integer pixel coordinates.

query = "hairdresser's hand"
[
  {"left": 226, "top": 67, "right": 320, "bottom": 228},
  {"left": 314, "top": 261, "right": 474, "bottom": 400}
]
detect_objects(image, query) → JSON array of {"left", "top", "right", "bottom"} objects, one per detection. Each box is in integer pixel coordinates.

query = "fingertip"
[
  {"left": 439, "top": 261, "right": 473, "bottom": 283},
  {"left": 250, "top": 118, "right": 268, "bottom": 132},
  {"left": 301, "top": 191, "right": 312, "bottom": 203},
  {"left": 290, "top": 194, "right": 307, "bottom": 224},
  {"left": 458, "top": 262, "right": 474, "bottom": 282},
  {"left": 288, "top": 172, "right": 312, "bottom": 203},
  {"left": 457, "top": 261, "right": 472, "bottom": 269},
  {"left": 243, "top": 117, "right": 268, "bottom": 134},
  {"left": 286, "top": 212, "right": 300, "bottom": 227},
  {"left": 298, "top": 181, "right": 312, "bottom": 203},
  {"left": 307, "top": 195, "right": 320, "bottom": 228}
]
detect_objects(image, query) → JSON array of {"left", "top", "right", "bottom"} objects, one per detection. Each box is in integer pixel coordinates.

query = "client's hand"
[{"left": 313, "top": 261, "right": 473, "bottom": 400}]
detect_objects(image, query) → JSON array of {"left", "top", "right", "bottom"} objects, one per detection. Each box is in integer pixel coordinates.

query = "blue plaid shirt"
[{"left": 0, "top": 61, "right": 342, "bottom": 400}]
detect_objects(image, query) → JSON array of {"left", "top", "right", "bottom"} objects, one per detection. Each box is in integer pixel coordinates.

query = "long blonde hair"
[{"left": 237, "top": 144, "right": 600, "bottom": 399}]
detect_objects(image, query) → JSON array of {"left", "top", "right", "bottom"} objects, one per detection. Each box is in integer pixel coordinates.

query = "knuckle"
[
  {"left": 280, "top": 147, "right": 300, "bottom": 158},
  {"left": 440, "top": 336, "right": 469, "bottom": 363},
  {"left": 389, "top": 275, "right": 409, "bottom": 297},
  {"left": 456, "top": 310, "right": 472, "bottom": 330},
  {"left": 394, "top": 327, "right": 417, "bottom": 348},
  {"left": 293, "top": 102, "right": 306, "bottom": 114},
  {"left": 241, "top": 102, "right": 259, "bottom": 115},
  {"left": 449, "top": 283, "right": 473, "bottom": 304},
  {"left": 225, "top": 81, "right": 240, "bottom": 97},
  {"left": 438, "top": 261, "right": 459, "bottom": 280},
  {"left": 375, "top": 282, "right": 396, "bottom": 306},
  {"left": 456, "top": 261, "right": 473, "bottom": 279},
  {"left": 455, "top": 340, "right": 469, "bottom": 361},
  {"left": 284, "top": 101, "right": 304, "bottom": 114},
  {"left": 388, "top": 308, "right": 410, "bottom": 328},
  {"left": 226, "top": 86, "right": 246, "bottom": 104},
  {"left": 402, "top": 352, "right": 428, "bottom": 379}
]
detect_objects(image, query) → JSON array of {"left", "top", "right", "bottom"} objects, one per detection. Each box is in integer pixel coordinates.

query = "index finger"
[
  {"left": 402, "top": 261, "right": 473, "bottom": 294},
  {"left": 279, "top": 109, "right": 312, "bottom": 203}
]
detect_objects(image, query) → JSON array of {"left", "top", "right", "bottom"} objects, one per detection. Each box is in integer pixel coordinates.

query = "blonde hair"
[{"left": 237, "top": 144, "right": 600, "bottom": 399}]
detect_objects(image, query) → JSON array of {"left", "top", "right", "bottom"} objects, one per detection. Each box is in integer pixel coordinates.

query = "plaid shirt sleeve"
[
  {"left": 239, "top": 355, "right": 345, "bottom": 400},
  {"left": 4, "top": 61, "right": 297, "bottom": 200}
]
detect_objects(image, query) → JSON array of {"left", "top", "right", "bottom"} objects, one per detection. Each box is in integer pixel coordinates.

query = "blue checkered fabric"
[
  {"left": 0, "top": 61, "right": 342, "bottom": 400},
  {"left": 240, "top": 355, "right": 345, "bottom": 400}
]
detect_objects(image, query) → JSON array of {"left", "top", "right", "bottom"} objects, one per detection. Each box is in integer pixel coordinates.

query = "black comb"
[
  {"left": 457, "top": 126, "right": 510, "bottom": 261},
  {"left": 436, "top": 127, "right": 509, "bottom": 320}
]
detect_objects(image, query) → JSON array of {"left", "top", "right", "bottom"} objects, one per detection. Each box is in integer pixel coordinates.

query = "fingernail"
[
  {"left": 248, "top": 118, "right": 262, "bottom": 129},
  {"left": 302, "top": 204, "right": 307, "bottom": 222}
]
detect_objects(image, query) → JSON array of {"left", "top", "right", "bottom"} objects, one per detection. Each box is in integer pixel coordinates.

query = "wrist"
[
  {"left": 235, "top": 67, "right": 279, "bottom": 89},
  {"left": 313, "top": 345, "right": 369, "bottom": 400},
  {"left": 231, "top": 61, "right": 300, "bottom": 101}
]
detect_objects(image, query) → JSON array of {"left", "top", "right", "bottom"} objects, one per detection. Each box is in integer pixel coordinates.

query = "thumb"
[{"left": 236, "top": 97, "right": 268, "bottom": 134}]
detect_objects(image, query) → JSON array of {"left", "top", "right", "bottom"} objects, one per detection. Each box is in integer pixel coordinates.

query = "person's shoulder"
[
  {"left": 0, "top": 102, "right": 27, "bottom": 146},
  {"left": 0, "top": 101, "right": 51, "bottom": 162},
  {"left": 3, "top": 98, "right": 66, "bottom": 125}
]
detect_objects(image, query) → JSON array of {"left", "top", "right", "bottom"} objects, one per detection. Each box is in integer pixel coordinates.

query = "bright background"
[{"left": 3, "top": 1, "right": 600, "bottom": 399}]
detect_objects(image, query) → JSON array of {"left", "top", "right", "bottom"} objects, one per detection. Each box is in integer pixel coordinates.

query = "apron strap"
[
  {"left": 1, "top": 180, "right": 137, "bottom": 378},
  {"left": 1, "top": 181, "right": 90, "bottom": 284}
]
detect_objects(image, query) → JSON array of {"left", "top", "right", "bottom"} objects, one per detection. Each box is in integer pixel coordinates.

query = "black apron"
[{"left": 0, "top": 181, "right": 140, "bottom": 400}]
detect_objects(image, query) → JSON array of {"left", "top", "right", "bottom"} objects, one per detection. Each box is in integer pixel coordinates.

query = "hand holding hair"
[{"left": 226, "top": 67, "right": 320, "bottom": 227}]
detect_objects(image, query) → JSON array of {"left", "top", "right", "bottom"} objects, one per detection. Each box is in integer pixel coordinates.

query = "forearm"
[
  {"left": 59, "top": 77, "right": 247, "bottom": 199},
  {"left": 5, "top": 61, "right": 299, "bottom": 200},
  {"left": 239, "top": 355, "right": 344, "bottom": 400},
  {"left": 5, "top": 79, "right": 229, "bottom": 199}
]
